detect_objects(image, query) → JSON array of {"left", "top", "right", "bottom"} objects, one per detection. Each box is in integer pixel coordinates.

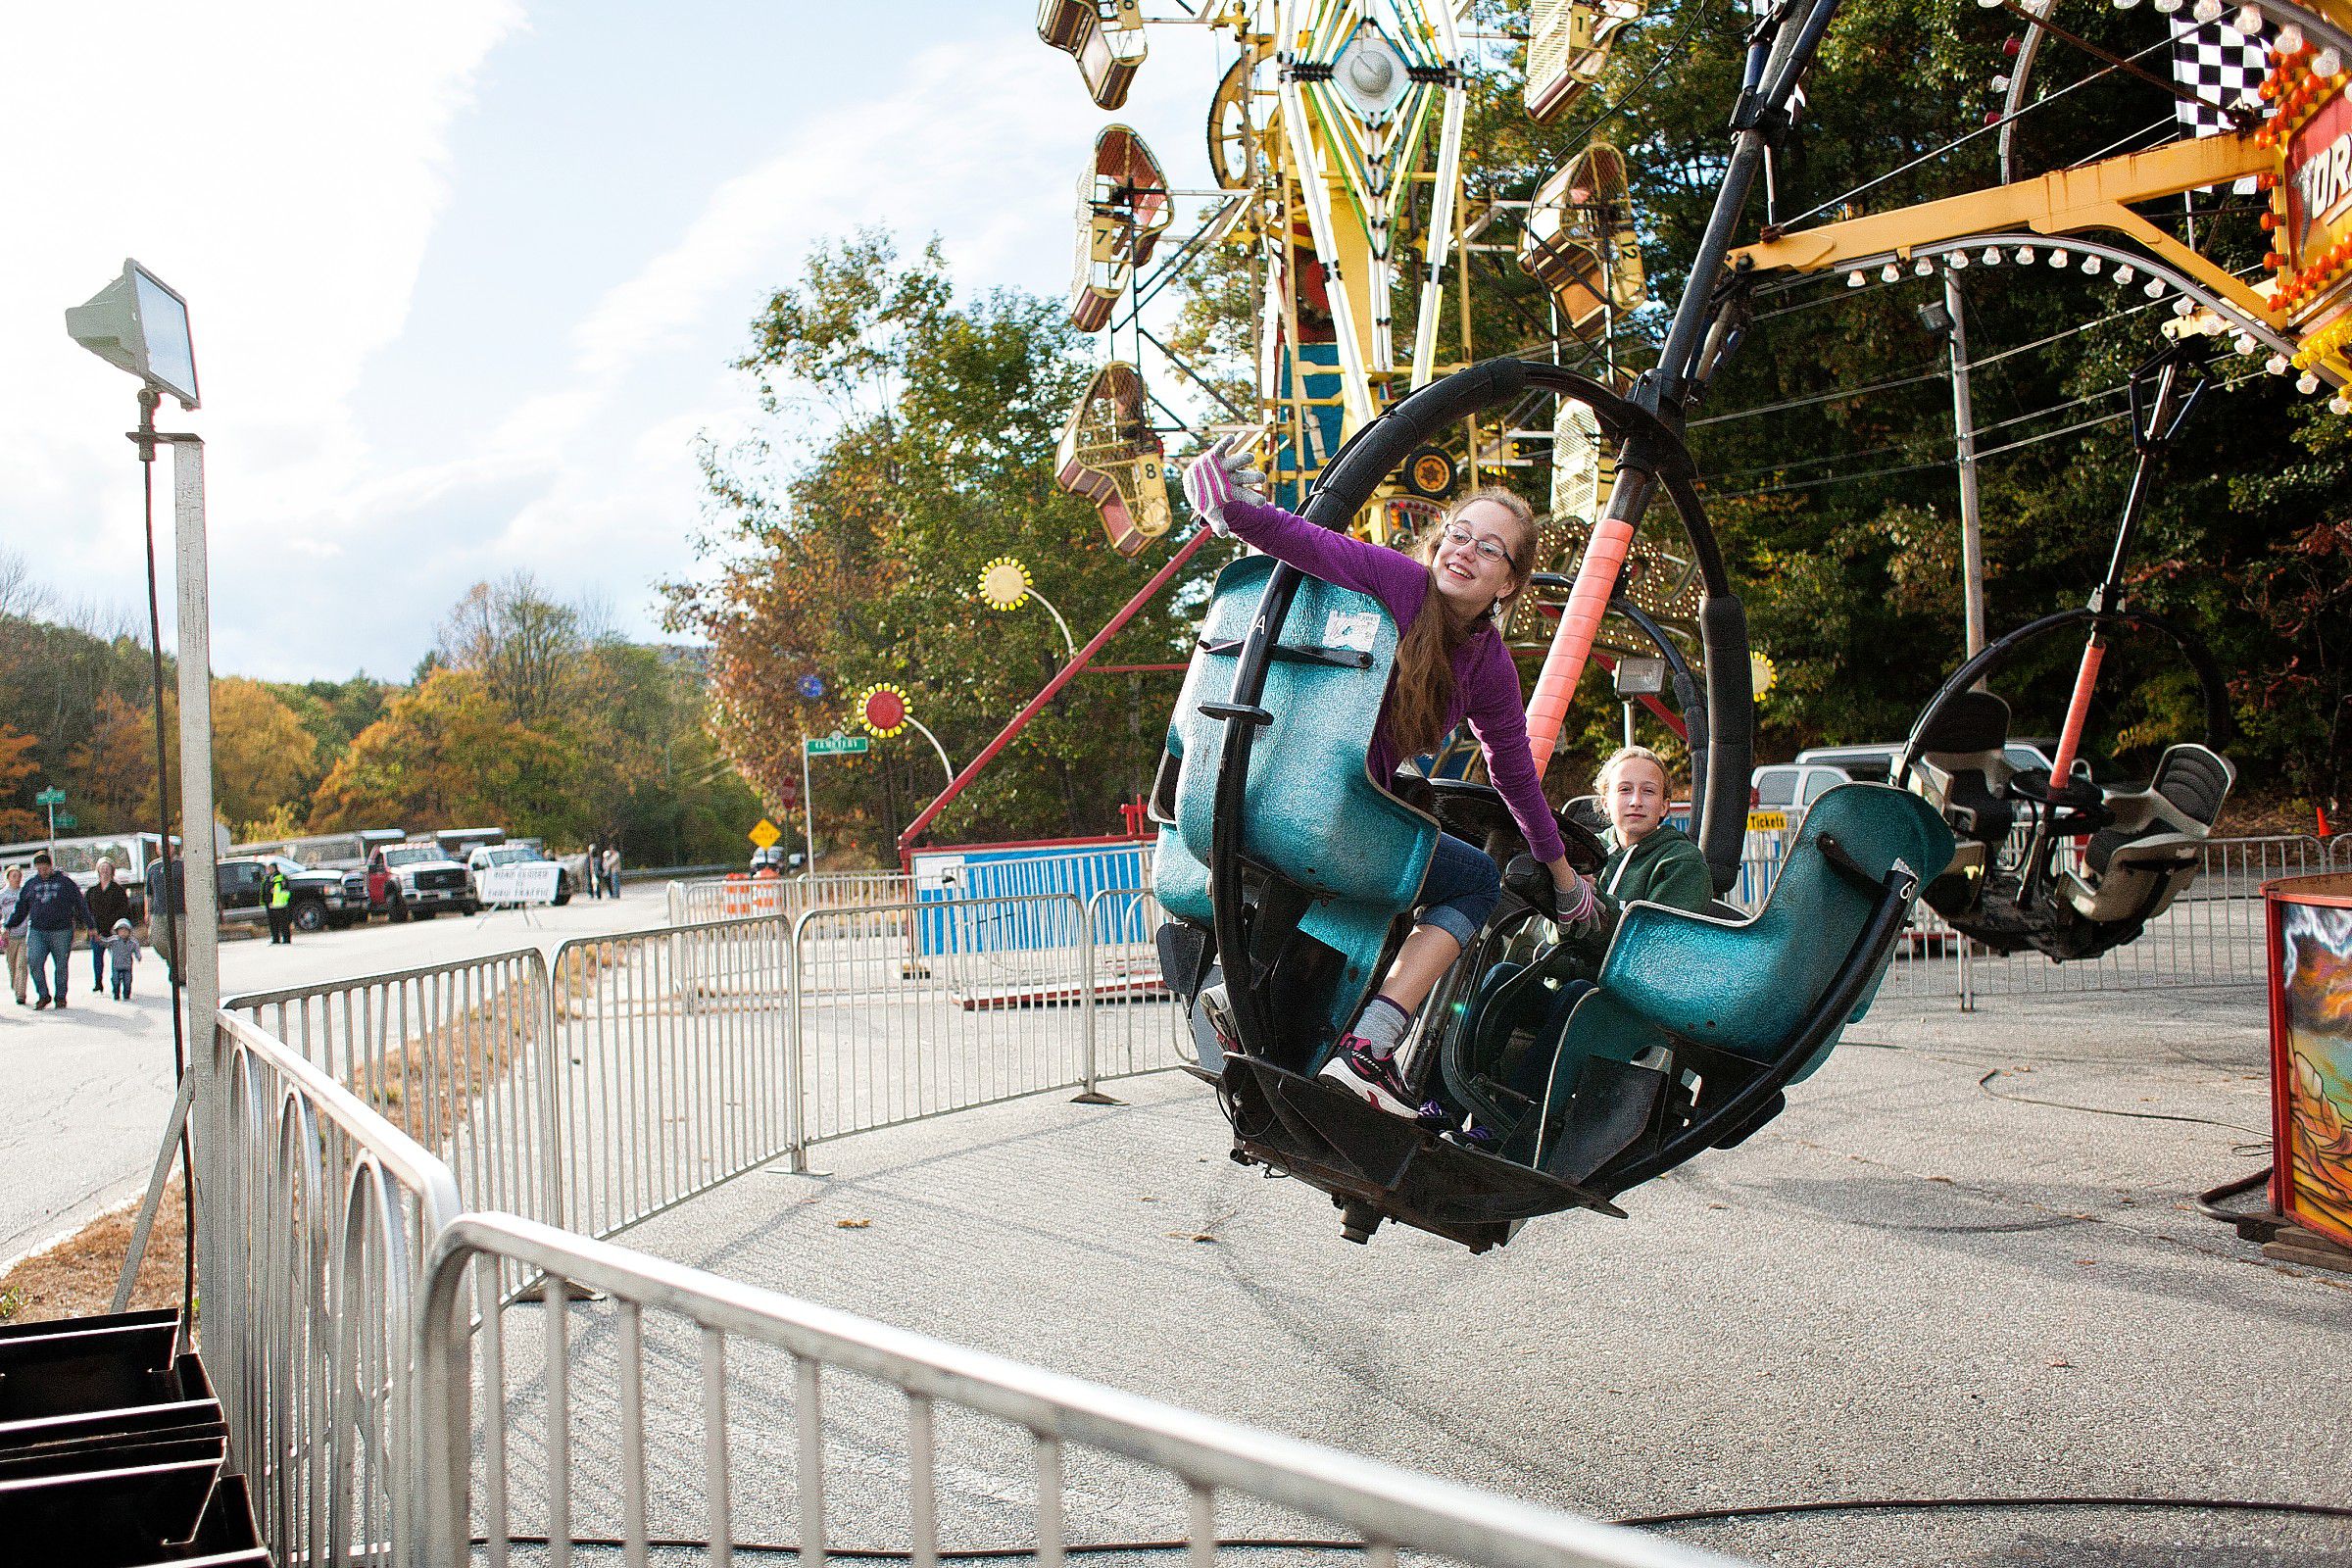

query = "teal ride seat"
[
  {"left": 1152, "top": 555, "right": 1438, "bottom": 1045},
  {"left": 1534, "top": 783, "right": 1954, "bottom": 1153}
]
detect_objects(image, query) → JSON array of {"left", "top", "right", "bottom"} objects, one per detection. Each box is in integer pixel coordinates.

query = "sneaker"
[
  {"left": 1317, "top": 1036, "right": 1418, "bottom": 1117},
  {"left": 1441, "top": 1122, "right": 1496, "bottom": 1152}
]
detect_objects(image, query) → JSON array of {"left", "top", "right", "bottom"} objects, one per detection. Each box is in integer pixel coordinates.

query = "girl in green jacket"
[
  {"left": 1498, "top": 746, "right": 1715, "bottom": 1102},
  {"left": 1566, "top": 744, "right": 1715, "bottom": 970}
]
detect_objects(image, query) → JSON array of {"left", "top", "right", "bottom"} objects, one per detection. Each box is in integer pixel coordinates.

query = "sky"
[{"left": 1, "top": 3, "right": 1234, "bottom": 682}]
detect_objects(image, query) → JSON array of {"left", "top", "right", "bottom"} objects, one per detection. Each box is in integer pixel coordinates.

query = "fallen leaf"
[
  {"left": 1140, "top": 1196, "right": 1159, "bottom": 1202},
  {"left": 2045, "top": 1357, "right": 2073, "bottom": 1368},
  {"left": 836, "top": 1218, "right": 871, "bottom": 1230},
  {"left": 2074, "top": 1258, "right": 2095, "bottom": 1266},
  {"left": 1926, "top": 1175, "right": 1954, "bottom": 1184},
  {"left": 1165, "top": 1231, "right": 1216, "bottom": 1244},
  {"left": 1706, "top": 1202, "right": 1728, "bottom": 1210}
]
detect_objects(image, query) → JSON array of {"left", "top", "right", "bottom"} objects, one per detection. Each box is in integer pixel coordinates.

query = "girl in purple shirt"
[{"left": 1185, "top": 437, "right": 1596, "bottom": 1119}]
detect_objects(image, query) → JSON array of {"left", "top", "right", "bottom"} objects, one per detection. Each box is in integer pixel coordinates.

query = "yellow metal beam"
[{"left": 1733, "top": 132, "right": 2276, "bottom": 319}]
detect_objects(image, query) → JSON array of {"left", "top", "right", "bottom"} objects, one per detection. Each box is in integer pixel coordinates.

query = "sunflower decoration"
[
  {"left": 978, "top": 556, "right": 1033, "bottom": 612},
  {"left": 857, "top": 683, "right": 911, "bottom": 740},
  {"left": 1749, "top": 651, "right": 1778, "bottom": 703}
]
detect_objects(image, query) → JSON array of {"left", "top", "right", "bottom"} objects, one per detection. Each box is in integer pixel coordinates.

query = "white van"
[{"left": 1748, "top": 762, "right": 1851, "bottom": 834}]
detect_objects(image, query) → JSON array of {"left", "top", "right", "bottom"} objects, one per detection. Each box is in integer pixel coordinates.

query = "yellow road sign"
[{"left": 749, "top": 817, "right": 782, "bottom": 850}]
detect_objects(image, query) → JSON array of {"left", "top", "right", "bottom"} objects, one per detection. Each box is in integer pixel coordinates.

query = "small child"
[{"left": 106, "top": 917, "right": 138, "bottom": 1001}]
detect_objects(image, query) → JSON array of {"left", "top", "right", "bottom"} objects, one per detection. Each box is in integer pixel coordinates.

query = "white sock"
[{"left": 1353, "top": 996, "right": 1411, "bottom": 1055}]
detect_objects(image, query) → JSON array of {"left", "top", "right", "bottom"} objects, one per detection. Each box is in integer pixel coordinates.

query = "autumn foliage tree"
[
  {"left": 0, "top": 724, "right": 38, "bottom": 839},
  {"left": 212, "top": 677, "right": 318, "bottom": 834}
]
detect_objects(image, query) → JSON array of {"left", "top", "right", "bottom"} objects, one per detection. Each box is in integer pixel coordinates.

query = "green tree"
[{"left": 673, "top": 229, "right": 1214, "bottom": 864}]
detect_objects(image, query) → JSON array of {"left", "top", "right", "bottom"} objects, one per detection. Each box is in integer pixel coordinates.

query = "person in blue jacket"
[{"left": 5, "top": 851, "right": 95, "bottom": 1009}]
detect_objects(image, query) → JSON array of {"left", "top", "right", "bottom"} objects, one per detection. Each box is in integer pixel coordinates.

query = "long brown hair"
[{"left": 1385, "top": 487, "right": 1536, "bottom": 759}]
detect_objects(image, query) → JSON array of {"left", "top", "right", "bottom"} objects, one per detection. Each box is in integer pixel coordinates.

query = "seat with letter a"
[{"left": 1152, "top": 554, "right": 1436, "bottom": 1059}]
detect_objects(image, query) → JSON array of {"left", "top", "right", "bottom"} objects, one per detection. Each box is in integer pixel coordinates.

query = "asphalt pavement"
[
  {"left": 0, "top": 887, "right": 671, "bottom": 1264},
  {"left": 470, "top": 979, "right": 2350, "bottom": 1568}
]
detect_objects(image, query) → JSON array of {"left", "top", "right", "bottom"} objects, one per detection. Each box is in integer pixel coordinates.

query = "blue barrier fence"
[{"left": 910, "top": 840, "right": 1152, "bottom": 955}]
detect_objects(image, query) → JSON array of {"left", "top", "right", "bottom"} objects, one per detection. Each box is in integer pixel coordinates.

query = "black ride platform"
[{"left": 1220, "top": 1054, "right": 1623, "bottom": 1251}]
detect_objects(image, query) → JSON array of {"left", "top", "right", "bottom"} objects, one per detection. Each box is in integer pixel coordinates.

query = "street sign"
[
  {"left": 53, "top": 813, "right": 75, "bottom": 830},
  {"left": 749, "top": 817, "right": 782, "bottom": 850},
  {"left": 806, "top": 734, "right": 868, "bottom": 757},
  {"left": 34, "top": 787, "right": 66, "bottom": 806}
]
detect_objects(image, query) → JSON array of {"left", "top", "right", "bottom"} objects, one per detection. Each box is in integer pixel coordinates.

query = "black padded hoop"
[
  {"left": 1897, "top": 606, "right": 2232, "bottom": 791},
  {"left": 1204, "top": 358, "right": 1752, "bottom": 1066}
]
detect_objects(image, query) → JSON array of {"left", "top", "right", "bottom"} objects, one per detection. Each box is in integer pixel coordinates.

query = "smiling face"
[
  {"left": 1428, "top": 497, "right": 1530, "bottom": 620},
  {"left": 1602, "top": 755, "right": 1670, "bottom": 845}
]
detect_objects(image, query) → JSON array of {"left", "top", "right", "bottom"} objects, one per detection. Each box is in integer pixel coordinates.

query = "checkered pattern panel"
[
  {"left": 2172, "top": 14, "right": 2272, "bottom": 193},
  {"left": 2171, "top": 14, "right": 2271, "bottom": 134}
]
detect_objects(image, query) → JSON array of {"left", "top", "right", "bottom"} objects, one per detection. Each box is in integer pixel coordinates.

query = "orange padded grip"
[
  {"left": 1526, "top": 514, "right": 1636, "bottom": 772},
  {"left": 2048, "top": 639, "right": 2105, "bottom": 785}
]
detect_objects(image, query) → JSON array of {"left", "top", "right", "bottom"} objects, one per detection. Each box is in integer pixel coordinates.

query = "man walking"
[
  {"left": 264, "top": 861, "right": 295, "bottom": 945},
  {"left": 5, "top": 852, "right": 94, "bottom": 1009},
  {"left": 1, "top": 865, "right": 26, "bottom": 1004},
  {"left": 85, "top": 858, "right": 132, "bottom": 994},
  {"left": 584, "top": 839, "right": 602, "bottom": 900},
  {"left": 601, "top": 842, "right": 621, "bottom": 900}
]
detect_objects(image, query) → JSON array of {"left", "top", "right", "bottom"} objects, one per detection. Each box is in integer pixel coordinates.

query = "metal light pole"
[
  {"left": 1942, "top": 271, "right": 1987, "bottom": 658},
  {"left": 801, "top": 738, "right": 817, "bottom": 866}
]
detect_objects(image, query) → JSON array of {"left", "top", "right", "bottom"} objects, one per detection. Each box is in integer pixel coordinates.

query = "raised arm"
[
  {"left": 1220, "top": 496, "right": 1431, "bottom": 624},
  {"left": 1183, "top": 438, "right": 1428, "bottom": 625},
  {"left": 1462, "top": 638, "right": 1566, "bottom": 865}
]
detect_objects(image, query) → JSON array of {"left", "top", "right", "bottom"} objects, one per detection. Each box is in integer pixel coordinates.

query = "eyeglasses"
[{"left": 1439, "top": 522, "right": 1514, "bottom": 565}]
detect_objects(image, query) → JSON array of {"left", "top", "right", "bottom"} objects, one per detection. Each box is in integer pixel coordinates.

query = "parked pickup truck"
[
  {"left": 365, "top": 842, "right": 479, "bottom": 921},
  {"left": 217, "top": 855, "right": 372, "bottom": 934}
]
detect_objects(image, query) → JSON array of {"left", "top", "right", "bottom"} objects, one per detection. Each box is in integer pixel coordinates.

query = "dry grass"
[
  {"left": 0, "top": 1177, "right": 189, "bottom": 1327},
  {"left": 352, "top": 985, "right": 541, "bottom": 1151}
]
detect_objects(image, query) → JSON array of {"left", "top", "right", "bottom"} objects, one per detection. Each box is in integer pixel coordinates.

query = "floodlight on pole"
[
  {"left": 66, "top": 259, "right": 200, "bottom": 411},
  {"left": 65, "top": 258, "right": 221, "bottom": 1316}
]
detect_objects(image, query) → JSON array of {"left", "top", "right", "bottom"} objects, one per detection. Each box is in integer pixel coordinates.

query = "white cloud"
[
  {"left": 1, "top": 7, "right": 1229, "bottom": 681},
  {"left": 0, "top": 2, "right": 523, "bottom": 658}
]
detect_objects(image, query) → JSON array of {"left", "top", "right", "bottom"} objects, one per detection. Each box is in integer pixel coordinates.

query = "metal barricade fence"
[
  {"left": 216, "top": 1011, "right": 463, "bottom": 1567},
  {"left": 225, "top": 950, "right": 560, "bottom": 1229},
  {"left": 943, "top": 843, "right": 1154, "bottom": 902},
  {"left": 1953, "top": 833, "right": 2328, "bottom": 1004},
  {"left": 788, "top": 893, "right": 1092, "bottom": 1158},
  {"left": 669, "top": 870, "right": 912, "bottom": 925},
  {"left": 416, "top": 1210, "right": 1741, "bottom": 1568},
  {"left": 1081, "top": 885, "right": 1191, "bottom": 1086},
  {"left": 546, "top": 915, "right": 797, "bottom": 1242}
]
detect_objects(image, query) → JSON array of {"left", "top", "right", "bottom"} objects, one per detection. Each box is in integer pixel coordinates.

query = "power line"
[
  {"left": 1777, "top": 32, "right": 2175, "bottom": 231},
  {"left": 1706, "top": 457, "right": 1953, "bottom": 500},
  {"left": 1686, "top": 365, "right": 1946, "bottom": 426},
  {"left": 1703, "top": 368, "right": 2270, "bottom": 499}
]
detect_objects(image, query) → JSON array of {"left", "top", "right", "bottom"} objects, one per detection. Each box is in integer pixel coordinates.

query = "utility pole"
[{"left": 1942, "top": 271, "right": 1987, "bottom": 658}]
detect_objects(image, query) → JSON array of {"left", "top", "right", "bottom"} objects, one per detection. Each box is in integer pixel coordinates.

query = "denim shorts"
[{"left": 1416, "top": 832, "right": 1500, "bottom": 947}]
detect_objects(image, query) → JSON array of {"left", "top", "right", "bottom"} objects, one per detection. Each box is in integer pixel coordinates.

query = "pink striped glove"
[
  {"left": 1183, "top": 435, "right": 1266, "bottom": 535},
  {"left": 1554, "top": 872, "right": 1599, "bottom": 928}
]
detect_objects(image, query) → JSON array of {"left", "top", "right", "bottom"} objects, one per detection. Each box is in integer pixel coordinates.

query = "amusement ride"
[{"left": 900, "top": 0, "right": 2352, "bottom": 1249}]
